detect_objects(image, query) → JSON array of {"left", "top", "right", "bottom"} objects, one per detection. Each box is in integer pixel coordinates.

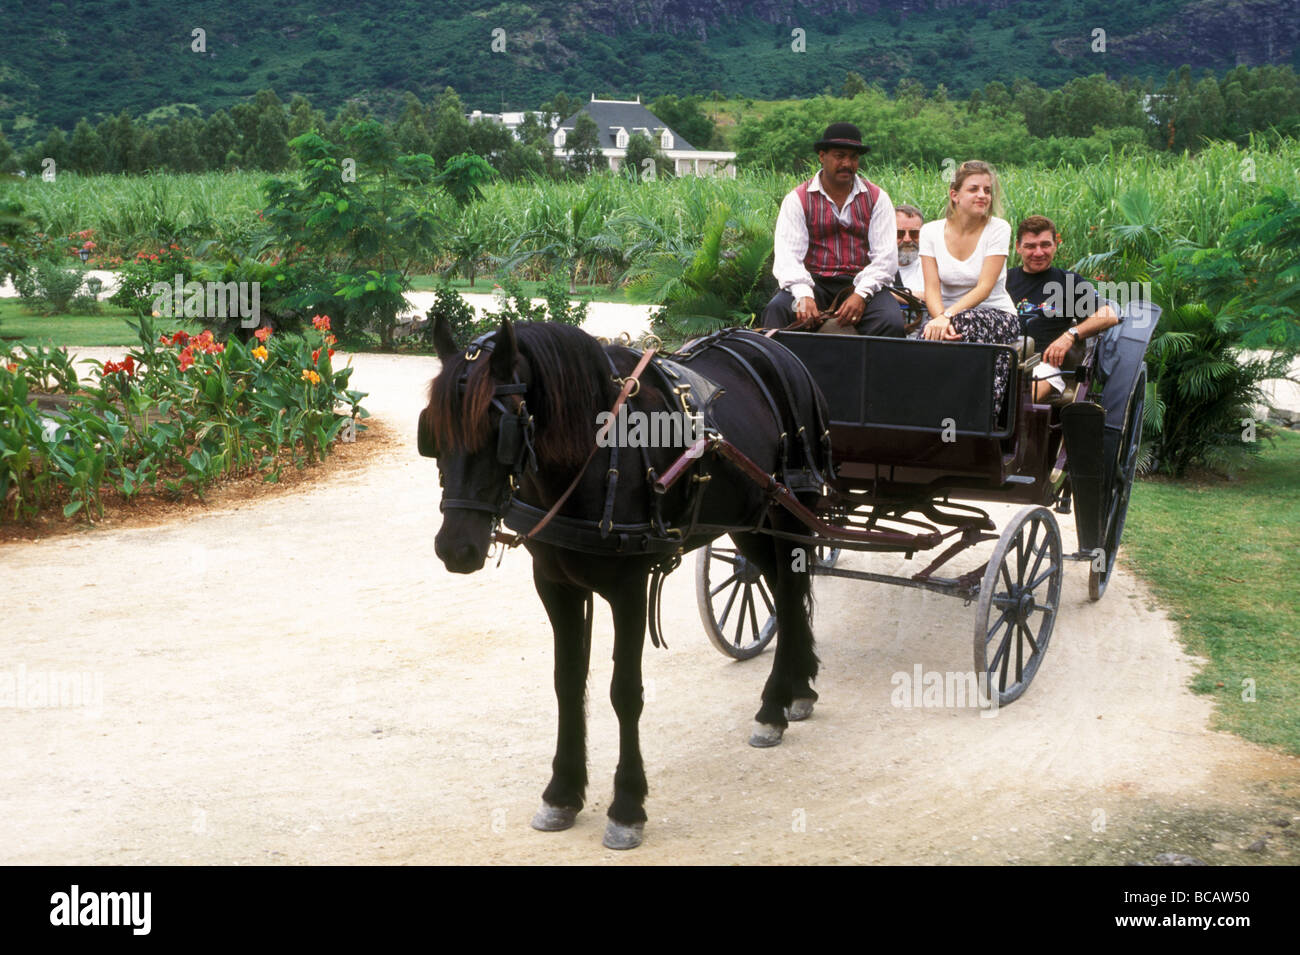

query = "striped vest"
[{"left": 796, "top": 175, "right": 880, "bottom": 277}]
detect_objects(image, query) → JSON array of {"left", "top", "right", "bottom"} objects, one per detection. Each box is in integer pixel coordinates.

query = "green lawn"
[
  {"left": 407, "top": 274, "right": 635, "bottom": 303},
  {"left": 0, "top": 300, "right": 205, "bottom": 348},
  {"left": 1124, "top": 429, "right": 1300, "bottom": 755}
]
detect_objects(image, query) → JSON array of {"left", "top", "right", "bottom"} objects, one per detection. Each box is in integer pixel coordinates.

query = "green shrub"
[
  {"left": 16, "top": 261, "right": 99, "bottom": 314},
  {"left": 0, "top": 314, "right": 368, "bottom": 522}
]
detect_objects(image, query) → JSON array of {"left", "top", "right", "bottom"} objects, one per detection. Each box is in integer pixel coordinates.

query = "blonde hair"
[{"left": 945, "top": 160, "right": 1004, "bottom": 221}]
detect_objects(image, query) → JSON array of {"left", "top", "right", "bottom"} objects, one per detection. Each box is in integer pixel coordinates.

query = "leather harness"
[{"left": 424, "top": 328, "right": 834, "bottom": 646}]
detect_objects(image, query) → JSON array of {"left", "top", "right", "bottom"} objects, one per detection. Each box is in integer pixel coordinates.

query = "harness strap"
[
  {"left": 725, "top": 333, "right": 834, "bottom": 490},
  {"left": 510, "top": 346, "right": 658, "bottom": 547}
]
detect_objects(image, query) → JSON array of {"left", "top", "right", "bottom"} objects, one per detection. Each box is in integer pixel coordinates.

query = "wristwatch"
[{"left": 1066, "top": 328, "right": 1081, "bottom": 342}]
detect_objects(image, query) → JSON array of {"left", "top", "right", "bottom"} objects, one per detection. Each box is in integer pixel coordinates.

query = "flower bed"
[{"left": 0, "top": 314, "right": 367, "bottom": 522}]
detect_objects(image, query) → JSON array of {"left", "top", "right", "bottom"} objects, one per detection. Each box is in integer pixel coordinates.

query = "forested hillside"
[{"left": 1, "top": 0, "right": 1297, "bottom": 143}]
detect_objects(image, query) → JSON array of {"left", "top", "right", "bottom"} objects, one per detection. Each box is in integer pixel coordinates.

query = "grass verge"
[
  {"left": 0, "top": 300, "right": 203, "bottom": 347},
  {"left": 1123, "top": 428, "right": 1300, "bottom": 754}
]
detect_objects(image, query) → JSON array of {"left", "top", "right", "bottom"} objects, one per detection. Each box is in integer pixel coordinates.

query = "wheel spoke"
[
  {"left": 1020, "top": 620, "right": 1040, "bottom": 656},
  {"left": 1024, "top": 534, "right": 1049, "bottom": 593},
  {"left": 985, "top": 606, "right": 1014, "bottom": 645},
  {"left": 747, "top": 584, "right": 760, "bottom": 646},
  {"left": 712, "top": 549, "right": 739, "bottom": 566},
  {"left": 999, "top": 560, "right": 1015, "bottom": 598},
  {"left": 1015, "top": 619, "right": 1027, "bottom": 682},
  {"left": 756, "top": 577, "right": 776, "bottom": 616},
  {"left": 1026, "top": 558, "right": 1058, "bottom": 592},
  {"left": 988, "top": 620, "right": 1014, "bottom": 676},
  {"left": 1018, "top": 521, "right": 1041, "bottom": 586},
  {"left": 717, "top": 579, "right": 741, "bottom": 630},
  {"left": 733, "top": 585, "right": 751, "bottom": 648},
  {"left": 709, "top": 572, "right": 740, "bottom": 599}
]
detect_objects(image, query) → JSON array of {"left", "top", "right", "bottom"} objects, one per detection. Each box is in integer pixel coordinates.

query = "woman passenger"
[{"left": 919, "top": 160, "right": 1021, "bottom": 413}]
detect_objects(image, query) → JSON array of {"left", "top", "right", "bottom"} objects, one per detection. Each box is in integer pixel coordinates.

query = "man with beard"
[
  {"left": 762, "top": 122, "right": 905, "bottom": 336},
  {"left": 892, "top": 203, "right": 925, "bottom": 297}
]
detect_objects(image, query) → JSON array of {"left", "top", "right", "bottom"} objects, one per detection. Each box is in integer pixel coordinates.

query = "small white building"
[{"left": 551, "top": 95, "right": 736, "bottom": 178}]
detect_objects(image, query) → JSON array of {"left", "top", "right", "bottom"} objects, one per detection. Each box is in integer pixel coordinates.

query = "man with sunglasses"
[
  {"left": 892, "top": 204, "right": 925, "bottom": 297},
  {"left": 762, "top": 122, "right": 905, "bottom": 336}
]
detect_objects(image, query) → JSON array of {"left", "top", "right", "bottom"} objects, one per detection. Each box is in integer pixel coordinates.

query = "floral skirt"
[{"left": 950, "top": 307, "right": 1021, "bottom": 416}]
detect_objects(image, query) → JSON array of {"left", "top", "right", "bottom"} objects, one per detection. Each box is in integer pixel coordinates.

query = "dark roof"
[{"left": 557, "top": 99, "right": 697, "bottom": 152}]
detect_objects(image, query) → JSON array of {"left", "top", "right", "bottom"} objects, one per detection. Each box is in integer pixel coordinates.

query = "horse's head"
[{"left": 422, "top": 315, "right": 535, "bottom": 573}]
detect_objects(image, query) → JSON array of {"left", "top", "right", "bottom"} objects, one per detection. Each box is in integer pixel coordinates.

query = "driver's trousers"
[{"left": 761, "top": 273, "right": 905, "bottom": 336}]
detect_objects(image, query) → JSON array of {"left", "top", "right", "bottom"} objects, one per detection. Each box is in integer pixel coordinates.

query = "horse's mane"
[{"left": 427, "top": 322, "right": 613, "bottom": 471}]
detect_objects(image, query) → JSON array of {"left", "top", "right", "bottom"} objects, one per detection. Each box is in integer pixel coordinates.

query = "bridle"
[
  {"left": 421, "top": 332, "right": 539, "bottom": 520},
  {"left": 421, "top": 328, "right": 661, "bottom": 550}
]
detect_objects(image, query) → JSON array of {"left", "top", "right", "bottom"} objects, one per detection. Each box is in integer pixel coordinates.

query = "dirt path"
[{"left": 2, "top": 351, "right": 1296, "bottom": 865}]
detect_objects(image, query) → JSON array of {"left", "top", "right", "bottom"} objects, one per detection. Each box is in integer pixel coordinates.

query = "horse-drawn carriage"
[
  {"left": 419, "top": 294, "right": 1158, "bottom": 848},
  {"left": 695, "top": 296, "right": 1158, "bottom": 704}
]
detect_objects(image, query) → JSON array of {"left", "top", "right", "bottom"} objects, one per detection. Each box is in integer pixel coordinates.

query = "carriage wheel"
[
  {"left": 974, "top": 505, "right": 1062, "bottom": 706},
  {"left": 696, "top": 536, "right": 778, "bottom": 660},
  {"left": 1089, "top": 368, "right": 1145, "bottom": 601}
]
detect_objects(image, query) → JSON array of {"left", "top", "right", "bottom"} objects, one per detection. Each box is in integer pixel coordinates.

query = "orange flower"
[
  {"left": 4, "top": 362, "right": 17, "bottom": 373},
  {"left": 254, "top": 326, "right": 272, "bottom": 343},
  {"left": 311, "top": 314, "right": 331, "bottom": 332},
  {"left": 301, "top": 369, "right": 321, "bottom": 384},
  {"left": 178, "top": 347, "right": 194, "bottom": 372},
  {"left": 251, "top": 345, "right": 269, "bottom": 362}
]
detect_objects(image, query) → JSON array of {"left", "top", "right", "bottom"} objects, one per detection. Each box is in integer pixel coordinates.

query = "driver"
[{"left": 761, "top": 122, "right": 905, "bottom": 337}]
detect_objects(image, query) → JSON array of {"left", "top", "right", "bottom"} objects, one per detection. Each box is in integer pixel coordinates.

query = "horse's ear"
[
  {"left": 432, "top": 313, "right": 459, "bottom": 360},
  {"left": 490, "top": 317, "right": 517, "bottom": 380}
]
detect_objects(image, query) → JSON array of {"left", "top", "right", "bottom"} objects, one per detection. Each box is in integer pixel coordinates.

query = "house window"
[
  {"left": 660, "top": 130, "right": 674, "bottom": 150},
  {"left": 615, "top": 127, "right": 628, "bottom": 149},
  {"left": 554, "top": 129, "right": 567, "bottom": 148}
]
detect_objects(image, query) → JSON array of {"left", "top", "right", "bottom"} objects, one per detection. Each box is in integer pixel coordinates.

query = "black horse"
[{"left": 421, "top": 316, "right": 831, "bottom": 849}]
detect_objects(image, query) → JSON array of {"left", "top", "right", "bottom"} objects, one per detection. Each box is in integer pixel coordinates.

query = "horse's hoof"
[
  {"left": 785, "top": 698, "right": 815, "bottom": 721},
  {"left": 602, "top": 820, "right": 644, "bottom": 850},
  {"left": 749, "top": 722, "right": 785, "bottom": 747},
  {"left": 531, "top": 802, "right": 579, "bottom": 832}
]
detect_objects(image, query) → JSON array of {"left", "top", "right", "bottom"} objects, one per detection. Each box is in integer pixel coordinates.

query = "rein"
[{"left": 496, "top": 345, "right": 658, "bottom": 548}]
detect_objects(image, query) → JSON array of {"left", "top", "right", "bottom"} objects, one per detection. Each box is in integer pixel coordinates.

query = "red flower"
[
  {"left": 311, "top": 314, "right": 331, "bottom": 332},
  {"left": 254, "top": 326, "right": 272, "bottom": 343},
  {"left": 101, "top": 355, "right": 136, "bottom": 377},
  {"left": 178, "top": 347, "right": 194, "bottom": 372}
]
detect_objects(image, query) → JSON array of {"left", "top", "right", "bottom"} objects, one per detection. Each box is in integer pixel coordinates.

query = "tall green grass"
[{"left": 2, "top": 138, "right": 1295, "bottom": 281}]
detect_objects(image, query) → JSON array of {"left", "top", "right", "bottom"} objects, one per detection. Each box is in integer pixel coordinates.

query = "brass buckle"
[
  {"left": 676, "top": 383, "right": 693, "bottom": 415},
  {"left": 465, "top": 345, "right": 481, "bottom": 361}
]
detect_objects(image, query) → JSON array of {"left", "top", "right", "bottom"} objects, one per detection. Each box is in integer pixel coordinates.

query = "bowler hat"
[{"left": 814, "top": 122, "right": 869, "bottom": 154}]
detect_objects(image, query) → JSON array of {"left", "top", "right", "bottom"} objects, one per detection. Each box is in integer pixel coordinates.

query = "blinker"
[
  {"left": 497, "top": 410, "right": 524, "bottom": 467},
  {"left": 417, "top": 406, "right": 438, "bottom": 458}
]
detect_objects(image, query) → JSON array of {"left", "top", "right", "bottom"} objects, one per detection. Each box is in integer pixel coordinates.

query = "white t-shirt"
[
  {"left": 896, "top": 257, "right": 923, "bottom": 295},
  {"left": 918, "top": 216, "right": 1016, "bottom": 315}
]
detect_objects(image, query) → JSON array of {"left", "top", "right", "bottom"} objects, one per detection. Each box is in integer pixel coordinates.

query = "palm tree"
[{"left": 623, "top": 202, "right": 775, "bottom": 340}]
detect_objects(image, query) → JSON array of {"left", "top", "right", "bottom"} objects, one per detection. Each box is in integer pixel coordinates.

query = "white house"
[{"left": 551, "top": 95, "right": 736, "bottom": 178}]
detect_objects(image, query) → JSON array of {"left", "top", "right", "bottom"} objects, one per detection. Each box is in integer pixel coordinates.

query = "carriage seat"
[{"left": 1045, "top": 338, "right": 1089, "bottom": 407}]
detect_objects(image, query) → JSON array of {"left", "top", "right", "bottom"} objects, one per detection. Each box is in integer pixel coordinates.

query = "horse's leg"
[
  {"left": 531, "top": 568, "right": 592, "bottom": 833},
  {"left": 602, "top": 571, "right": 650, "bottom": 850},
  {"left": 734, "top": 529, "right": 819, "bottom": 747}
]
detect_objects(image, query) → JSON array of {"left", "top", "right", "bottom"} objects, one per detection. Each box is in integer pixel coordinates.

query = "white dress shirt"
[{"left": 773, "top": 172, "right": 898, "bottom": 305}]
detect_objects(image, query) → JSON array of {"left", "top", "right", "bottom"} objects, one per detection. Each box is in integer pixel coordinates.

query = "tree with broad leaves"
[{"left": 260, "top": 121, "right": 441, "bottom": 347}]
